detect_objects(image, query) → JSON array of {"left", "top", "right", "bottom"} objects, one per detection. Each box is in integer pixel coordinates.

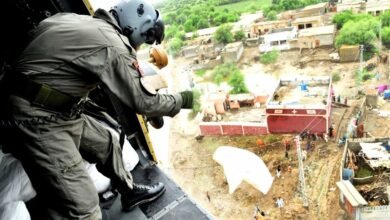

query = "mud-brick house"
[
  {"left": 365, "top": 0, "right": 390, "bottom": 16},
  {"left": 220, "top": 42, "right": 244, "bottom": 63},
  {"left": 281, "top": 2, "right": 328, "bottom": 19},
  {"left": 233, "top": 12, "right": 263, "bottom": 37},
  {"left": 336, "top": 1, "right": 364, "bottom": 13},
  {"left": 297, "top": 25, "right": 336, "bottom": 49},
  {"left": 291, "top": 15, "right": 323, "bottom": 30},
  {"left": 337, "top": 0, "right": 390, "bottom": 15},
  {"left": 199, "top": 42, "right": 224, "bottom": 60},
  {"left": 185, "top": 27, "right": 217, "bottom": 40},
  {"left": 181, "top": 45, "right": 200, "bottom": 59},
  {"left": 250, "top": 20, "right": 290, "bottom": 37}
]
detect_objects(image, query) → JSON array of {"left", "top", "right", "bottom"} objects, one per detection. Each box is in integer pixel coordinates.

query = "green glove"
[{"left": 180, "top": 91, "right": 193, "bottom": 109}]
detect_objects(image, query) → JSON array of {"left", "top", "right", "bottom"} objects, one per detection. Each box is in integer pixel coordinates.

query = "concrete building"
[
  {"left": 292, "top": 15, "right": 324, "bottom": 30},
  {"left": 250, "top": 20, "right": 290, "bottom": 37},
  {"left": 185, "top": 27, "right": 218, "bottom": 40},
  {"left": 338, "top": 137, "right": 390, "bottom": 219},
  {"left": 297, "top": 25, "right": 336, "bottom": 49},
  {"left": 265, "top": 76, "right": 332, "bottom": 134},
  {"left": 220, "top": 41, "right": 244, "bottom": 63},
  {"left": 233, "top": 11, "right": 263, "bottom": 35},
  {"left": 259, "top": 27, "right": 298, "bottom": 53},
  {"left": 199, "top": 42, "right": 224, "bottom": 60},
  {"left": 281, "top": 2, "right": 328, "bottom": 19},
  {"left": 181, "top": 45, "right": 200, "bottom": 58},
  {"left": 337, "top": 0, "right": 390, "bottom": 15},
  {"left": 365, "top": 0, "right": 390, "bottom": 16}
]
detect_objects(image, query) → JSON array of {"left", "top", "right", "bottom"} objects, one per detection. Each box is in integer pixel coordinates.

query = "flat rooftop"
[
  {"left": 222, "top": 106, "right": 266, "bottom": 123},
  {"left": 272, "top": 84, "right": 328, "bottom": 105},
  {"left": 268, "top": 77, "right": 331, "bottom": 108}
]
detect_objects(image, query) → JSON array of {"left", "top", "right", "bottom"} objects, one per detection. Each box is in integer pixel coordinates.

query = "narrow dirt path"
[{"left": 308, "top": 101, "right": 359, "bottom": 219}]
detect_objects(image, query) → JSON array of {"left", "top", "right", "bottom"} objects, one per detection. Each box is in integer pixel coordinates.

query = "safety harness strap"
[{"left": 5, "top": 72, "right": 82, "bottom": 112}]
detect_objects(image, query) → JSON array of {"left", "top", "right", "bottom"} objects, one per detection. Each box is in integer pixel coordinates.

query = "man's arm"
[{"left": 98, "top": 50, "right": 183, "bottom": 117}]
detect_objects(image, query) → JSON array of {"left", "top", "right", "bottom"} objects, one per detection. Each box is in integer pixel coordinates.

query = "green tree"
[
  {"left": 227, "top": 14, "right": 238, "bottom": 22},
  {"left": 260, "top": 50, "right": 279, "bottom": 64},
  {"left": 382, "top": 27, "right": 390, "bottom": 45},
  {"left": 214, "top": 24, "right": 234, "bottom": 44},
  {"left": 332, "top": 10, "right": 354, "bottom": 29},
  {"left": 167, "top": 37, "right": 183, "bottom": 57},
  {"left": 280, "top": 0, "right": 304, "bottom": 10},
  {"left": 266, "top": 10, "right": 278, "bottom": 21},
  {"left": 234, "top": 29, "right": 246, "bottom": 41},
  {"left": 184, "top": 19, "right": 195, "bottom": 32},
  {"left": 192, "top": 89, "right": 202, "bottom": 114},
  {"left": 228, "top": 71, "right": 248, "bottom": 94},
  {"left": 212, "top": 63, "right": 235, "bottom": 84},
  {"left": 214, "top": 14, "right": 229, "bottom": 25},
  {"left": 335, "top": 18, "right": 380, "bottom": 48},
  {"left": 165, "top": 25, "right": 179, "bottom": 40},
  {"left": 164, "top": 13, "right": 176, "bottom": 25},
  {"left": 380, "top": 11, "right": 390, "bottom": 27},
  {"left": 175, "top": 30, "right": 186, "bottom": 41},
  {"left": 196, "top": 18, "right": 209, "bottom": 29}
]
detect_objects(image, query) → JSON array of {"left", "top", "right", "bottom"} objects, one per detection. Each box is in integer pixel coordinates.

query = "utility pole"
[
  {"left": 359, "top": 45, "right": 364, "bottom": 73},
  {"left": 295, "top": 136, "right": 309, "bottom": 207},
  {"left": 379, "top": 19, "right": 382, "bottom": 53}
]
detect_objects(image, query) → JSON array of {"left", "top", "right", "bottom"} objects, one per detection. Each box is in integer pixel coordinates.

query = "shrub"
[
  {"left": 266, "top": 10, "right": 277, "bottom": 21},
  {"left": 362, "top": 73, "right": 373, "bottom": 81},
  {"left": 192, "top": 89, "right": 202, "bottom": 114},
  {"left": 332, "top": 73, "right": 341, "bottom": 82},
  {"left": 260, "top": 50, "right": 279, "bottom": 64},
  {"left": 228, "top": 71, "right": 248, "bottom": 94},
  {"left": 234, "top": 30, "right": 246, "bottom": 41},
  {"left": 195, "top": 69, "right": 206, "bottom": 77}
]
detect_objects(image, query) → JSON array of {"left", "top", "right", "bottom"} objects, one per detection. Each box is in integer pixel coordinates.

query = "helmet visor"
[{"left": 144, "top": 10, "right": 165, "bottom": 45}]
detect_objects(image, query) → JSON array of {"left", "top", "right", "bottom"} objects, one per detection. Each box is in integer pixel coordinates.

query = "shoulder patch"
[{"left": 132, "top": 61, "right": 144, "bottom": 77}]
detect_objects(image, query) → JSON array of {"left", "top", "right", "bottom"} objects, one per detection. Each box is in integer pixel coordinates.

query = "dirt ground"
[{"left": 162, "top": 47, "right": 389, "bottom": 220}]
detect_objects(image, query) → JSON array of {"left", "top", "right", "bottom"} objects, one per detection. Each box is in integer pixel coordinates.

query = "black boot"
[{"left": 121, "top": 182, "right": 166, "bottom": 211}]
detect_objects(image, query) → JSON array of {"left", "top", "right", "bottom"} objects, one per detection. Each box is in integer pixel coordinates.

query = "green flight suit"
[{"left": 6, "top": 9, "right": 182, "bottom": 220}]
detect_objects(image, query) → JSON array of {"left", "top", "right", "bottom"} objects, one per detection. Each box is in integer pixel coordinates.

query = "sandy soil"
[{"left": 157, "top": 47, "right": 390, "bottom": 220}]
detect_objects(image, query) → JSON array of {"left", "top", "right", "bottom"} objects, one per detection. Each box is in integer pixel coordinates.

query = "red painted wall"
[
  {"left": 200, "top": 124, "right": 222, "bottom": 136},
  {"left": 267, "top": 115, "right": 327, "bottom": 134},
  {"left": 243, "top": 125, "right": 268, "bottom": 135},
  {"left": 221, "top": 124, "right": 243, "bottom": 135},
  {"left": 199, "top": 123, "right": 268, "bottom": 136}
]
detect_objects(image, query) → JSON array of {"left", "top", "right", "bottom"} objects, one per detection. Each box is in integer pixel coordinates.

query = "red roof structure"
[{"left": 265, "top": 76, "right": 332, "bottom": 134}]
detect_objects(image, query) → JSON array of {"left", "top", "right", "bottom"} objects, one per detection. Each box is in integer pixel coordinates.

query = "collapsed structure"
[{"left": 338, "top": 137, "right": 390, "bottom": 219}]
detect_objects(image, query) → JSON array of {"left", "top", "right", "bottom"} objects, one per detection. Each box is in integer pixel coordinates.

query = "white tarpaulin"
[
  {"left": 360, "top": 142, "right": 390, "bottom": 160},
  {"left": 0, "top": 150, "right": 36, "bottom": 220},
  {"left": 0, "top": 122, "right": 140, "bottom": 219},
  {"left": 213, "top": 146, "right": 274, "bottom": 194},
  {"left": 360, "top": 142, "right": 390, "bottom": 168}
]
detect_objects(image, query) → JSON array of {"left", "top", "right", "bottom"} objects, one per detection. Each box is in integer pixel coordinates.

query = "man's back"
[{"left": 16, "top": 11, "right": 130, "bottom": 97}]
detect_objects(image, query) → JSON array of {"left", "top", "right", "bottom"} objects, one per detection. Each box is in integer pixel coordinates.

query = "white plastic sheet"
[
  {"left": 0, "top": 202, "right": 31, "bottom": 220},
  {"left": 0, "top": 151, "right": 36, "bottom": 205},
  {"left": 0, "top": 122, "right": 140, "bottom": 218},
  {"left": 360, "top": 142, "right": 389, "bottom": 160},
  {"left": 0, "top": 150, "right": 36, "bottom": 220},
  {"left": 213, "top": 146, "right": 274, "bottom": 194},
  {"left": 103, "top": 124, "right": 139, "bottom": 172}
]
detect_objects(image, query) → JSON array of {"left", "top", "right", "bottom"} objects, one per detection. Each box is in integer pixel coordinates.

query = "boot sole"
[{"left": 122, "top": 187, "right": 166, "bottom": 212}]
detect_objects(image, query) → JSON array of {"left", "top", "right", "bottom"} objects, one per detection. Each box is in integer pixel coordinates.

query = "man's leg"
[
  {"left": 79, "top": 114, "right": 165, "bottom": 211},
  {"left": 11, "top": 117, "right": 101, "bottom": 219},
  {"left": 79, "top": 114, "right": 133, "bottom": 192}
]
